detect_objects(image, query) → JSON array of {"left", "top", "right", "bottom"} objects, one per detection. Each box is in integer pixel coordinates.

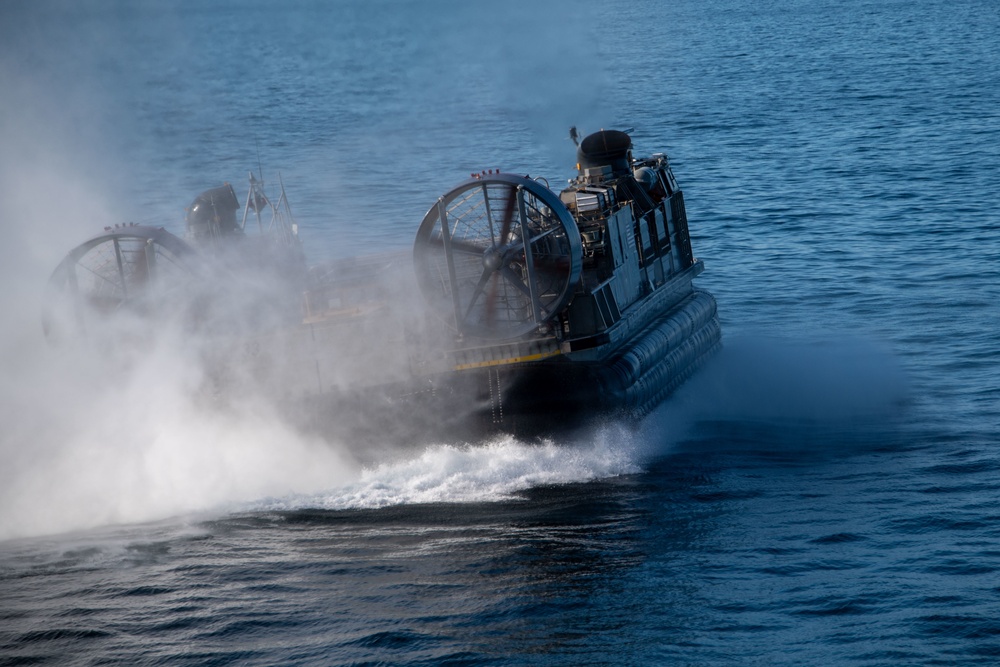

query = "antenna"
[{"left": 255, "top": 137, "right": 264, "bottom": 185}]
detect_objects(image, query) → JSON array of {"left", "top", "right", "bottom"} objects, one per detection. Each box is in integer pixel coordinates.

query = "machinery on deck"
[{"left": 44, "top": 130, "right": 721, "bottom": 441}]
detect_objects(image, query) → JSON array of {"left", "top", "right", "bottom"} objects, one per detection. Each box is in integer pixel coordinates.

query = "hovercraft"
[
  {"left": 400, "top": 128, "right": 722, "bottom": 436},
  {"left": 43, "top": 129, "right": 721, "bottom": 442}
]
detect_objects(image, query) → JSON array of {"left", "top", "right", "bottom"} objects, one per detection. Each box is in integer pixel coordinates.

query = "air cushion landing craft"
[{"left": 44, "top": 130, "right": 721, "bottom": 443}]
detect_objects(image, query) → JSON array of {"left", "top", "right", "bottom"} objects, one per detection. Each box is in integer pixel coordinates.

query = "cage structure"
[
  {"left": 413, "top": 174, "right": 583, "bottom": 341},
  {"left": 43, "top": 173, "right": 304, "bottom": 341}
]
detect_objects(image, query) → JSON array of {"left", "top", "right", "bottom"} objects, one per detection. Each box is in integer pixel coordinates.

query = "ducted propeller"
[{"left": 413, "top": 173, "right": 582, "bottom": 340}]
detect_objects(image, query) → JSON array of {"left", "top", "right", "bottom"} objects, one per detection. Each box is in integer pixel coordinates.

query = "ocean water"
[{"left": 1, "top": 0, "right": 999, "bottom": 664}]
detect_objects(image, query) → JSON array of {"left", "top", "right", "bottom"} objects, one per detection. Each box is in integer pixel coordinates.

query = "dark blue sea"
[{"left": 2, "top": 0, "right": 999, "bottom": 664}]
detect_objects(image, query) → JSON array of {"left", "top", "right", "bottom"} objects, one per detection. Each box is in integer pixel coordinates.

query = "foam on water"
[{"left": 253, "top": 429, "right": 643, "bottom": 512}]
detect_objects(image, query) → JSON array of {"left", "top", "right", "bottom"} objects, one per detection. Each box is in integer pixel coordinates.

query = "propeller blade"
[
  {"left": 424, "top": 234, "right": 485, "bottom": 256},
  {"left": 463, "top": 265, "right": 495, "bottom": 324},
  {"left": 497, "top": 184, "right": 517, "bottom": 246},
  {"left": 500, "top": 265, "right": 532, "bottom": 298},
  {"left": 484, "top": 271, "right": 500, "bottom": 327},
  {"left": 485, "top": 185, "right": 518, "bottom": 327}
]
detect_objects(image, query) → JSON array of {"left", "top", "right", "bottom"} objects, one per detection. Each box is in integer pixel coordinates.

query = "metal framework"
[{"left": 413, "top": 174, "right": 583, "bottom": 340}]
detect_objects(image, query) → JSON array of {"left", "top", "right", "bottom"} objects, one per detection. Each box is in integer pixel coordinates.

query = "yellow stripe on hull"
[{"left": 453, "top": 349, "right": 562, "bottom": 371}]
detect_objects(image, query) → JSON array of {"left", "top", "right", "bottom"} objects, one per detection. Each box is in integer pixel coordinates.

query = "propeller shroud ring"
[
  {"left": 413, "top": 174, "right": 582, "bottom": 340},
  {"left": 42, "top": 226, "right": 197, "bottom": 339}
]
